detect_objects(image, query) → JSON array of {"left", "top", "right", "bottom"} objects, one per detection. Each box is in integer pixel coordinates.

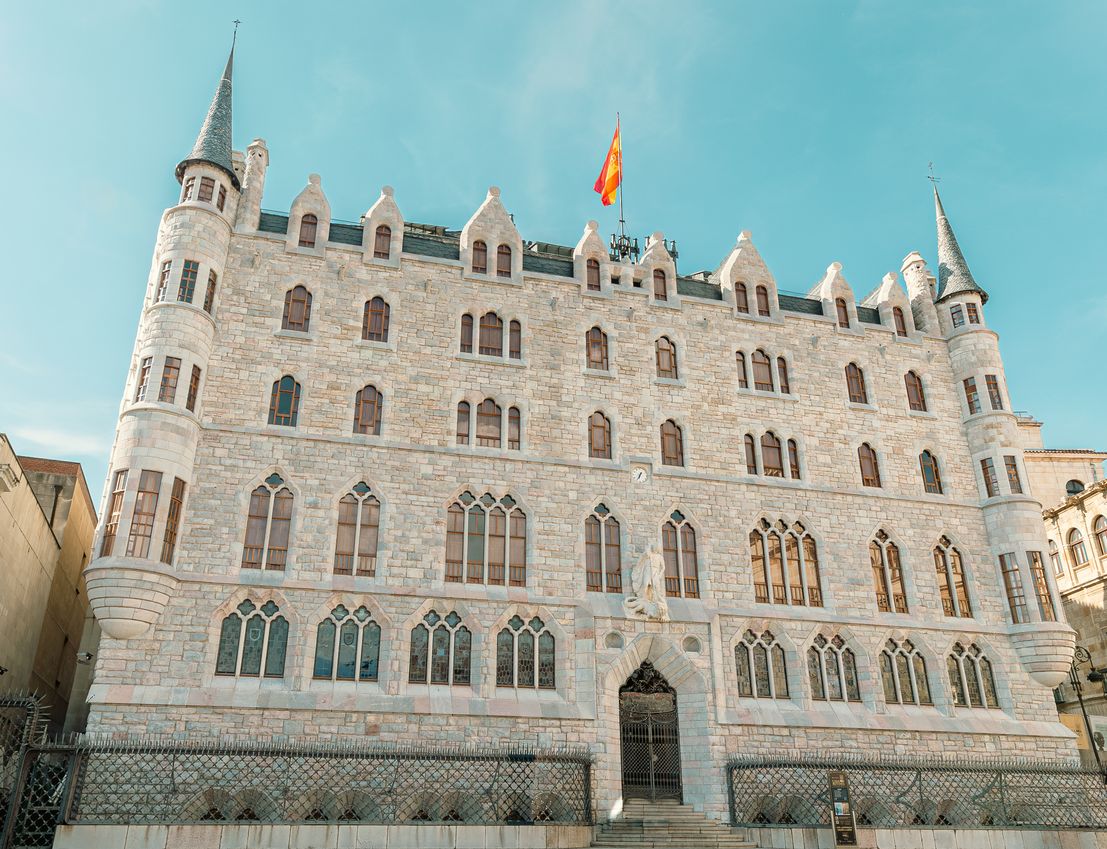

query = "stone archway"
[{"left": 619, "top": 661, "right": 683, "bottom": 800}]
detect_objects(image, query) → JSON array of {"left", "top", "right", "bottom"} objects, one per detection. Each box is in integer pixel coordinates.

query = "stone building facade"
[{"left": 83, "top": 49, "right": 1077, "bottom": 820}]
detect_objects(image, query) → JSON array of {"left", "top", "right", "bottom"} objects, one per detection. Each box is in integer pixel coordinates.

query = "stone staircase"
[{"left": 592, "top": 798, "right": 756, "bottom": 848}]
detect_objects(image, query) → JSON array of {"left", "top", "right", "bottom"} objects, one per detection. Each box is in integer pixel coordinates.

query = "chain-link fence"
[{"left": 728, "top": 754, "right": 1107, "bottom": 830}]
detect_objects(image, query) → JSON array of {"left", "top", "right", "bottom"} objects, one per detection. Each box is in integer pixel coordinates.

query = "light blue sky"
[{"left": 2, "top": 1, "right": 1104, "bottom": 502}]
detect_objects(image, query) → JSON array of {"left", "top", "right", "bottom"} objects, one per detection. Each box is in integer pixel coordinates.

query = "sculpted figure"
[{"left": 623, "top": 543, "right": 670, "bottom": 621}]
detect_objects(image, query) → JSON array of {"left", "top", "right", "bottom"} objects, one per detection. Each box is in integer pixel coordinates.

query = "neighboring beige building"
[
  {"left": 0, "top": 434, "right": 99, "bottom": 732},
  {"left": 82, "top": 46, "right": 1077, "bottom": 826},
  {"left": 1015, "top": 412, "right": 1107, "bottom": 763}
]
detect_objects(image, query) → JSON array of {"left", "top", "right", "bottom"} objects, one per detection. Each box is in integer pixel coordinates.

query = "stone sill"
[{"left": 455, "top": 353, "right": 527, "bottom": 369}]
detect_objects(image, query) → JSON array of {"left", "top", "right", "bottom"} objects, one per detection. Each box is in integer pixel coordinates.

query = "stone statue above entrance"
[{"left": 624, "top": 543, "right": 669, "bottom": 621}]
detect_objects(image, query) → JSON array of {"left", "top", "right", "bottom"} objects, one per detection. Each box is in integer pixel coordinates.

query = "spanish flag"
[{"left": 593, "top": 120, "right": 621, "bottom": 207}]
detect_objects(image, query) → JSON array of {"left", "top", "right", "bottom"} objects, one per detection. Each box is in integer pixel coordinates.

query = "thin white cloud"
[{"left": 6, "top": 426, "right": 111, "bottom": 459}]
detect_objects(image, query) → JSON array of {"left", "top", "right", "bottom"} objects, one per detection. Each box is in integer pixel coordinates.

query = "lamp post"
[{"left": 1070, "top": 645, "right": 1103, "bottom": 774}]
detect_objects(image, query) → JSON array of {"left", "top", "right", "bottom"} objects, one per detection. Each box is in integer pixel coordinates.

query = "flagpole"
[{"left": 617, "top": 112, "right": 625, "bottom": 240}]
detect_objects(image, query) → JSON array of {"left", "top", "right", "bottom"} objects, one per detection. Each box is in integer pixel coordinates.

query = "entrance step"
[{"left": 593, "top": 799, "right": 755, "bottom": 849}]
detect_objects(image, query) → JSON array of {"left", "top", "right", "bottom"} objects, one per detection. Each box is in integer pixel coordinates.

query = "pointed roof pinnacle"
[
  {"left": 934, "top": 185, "right": 987, "bottom": 304},
  {"left": 176, "top": 42, "right": 239, "bottom": 189}
]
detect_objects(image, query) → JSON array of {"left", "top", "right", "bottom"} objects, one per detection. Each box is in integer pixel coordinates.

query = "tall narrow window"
[
  {"left": 777, "top": 357, "right": 791, "bottom": 394},
  {"left": 660, "top": 419, "right": 684, "bottom": 466},
  {"left": 160, "top": 477, "right": 186, "bottom": 565},
  {"left": 950, "top": 304, "right": 965, "bottom": 327},
  {"left": 835, "top": 298, "right": 850, "bottom": 328},
  {"left": 735, "top": 282, "right": 749, "bottom": 314},
  {"left": 1049, "top": 539, "right": 1063, "bottom": 575},
  {"left": 755, "top": 285, "right": 770, "bottom": 316},
  {"left": 268, "top": 376, "right": 301, "bottom": 427},
  {"left": 99, "top": 470, "right": 128, "bottom": 557},
  {"left": 373, "top": 225, "right": 392, "bottom": 259},
  {"left": 586, "top": 258, "right": 601, "bottom": 290},
  {"left": 203, "top": 271, "right": 217, "bottom": 314},
  {"left": 478, "top": 312, "right": 503, "bottom": 356},
  {"left": 760, "top": 432, "right": 784, "bottom": 477},
  {"left": 585, "top": 504, "right": 622, "bottom": 592},
  {"left": 905, "top": 371, "right": 927, "bottom": 412},
  {"left": 282, "top": 286, "right": 312, "bottom": 332},
  {"left": 460, "top": 313, "right": 474, "bottom": 353},
  {"left": 919, "top": 450, "right": 943, "bottom": 494},
  {"left": 241, "top": 473, "right": 294, "bottom": 570},
  {"left": 752, "top": 350, "right": 773, "bottom": 391},
  {"left": 1028, "top": 551, "right": 1056, "bottom": 622},
  {"left": 476, "top": 399, "right": 502, "bottom": 447},
  {"left": 185, "top": 366, "right": 201, "bottom": 413},
  {"left": 215, "top": 599, "right": 289, "bottom": 679},
  {"left": 314, "top": 604, "right": 381, "bottom": 681},
  {"left": 589, "top": 411, "right": 612, "bottom": 459},
  {"left": 985, "top": 374, "right": 1004, "bottom": 410},
  {"left": 472, "top": 240, "right": 487, "bottom": 274},
  {"left": 334, "top": 482, "right": 380, "bottom": 576},
  {"left": 353, "top": 385, "right": 383, "bottom": 435},
  {"left": 1069, "top": 529, "right": 1089, "bottom": 568},
  {"left": 158, "top": 357, "right": 181, "bottom": 403},
  {"left": 409, "top": 610, "right": 471, "bottom": 685},
  {"left": 808, "top": 635, "right": 861, "bottom": 702},
  {"left": 445, "top": 492, "right": 526, "bottom": 586},
  {"left": 134, "top": 357, "right": 152, "bottom": 402},
  {"left": 656, "top": 336, "right": 678, "bottom": 379},
  {"left": 787, "top": 439, "right": 801, "bottom": 480},
  {"left": 1095, "top": 516, "right": 1107, "bottom": 558},
  {"left": 198, "top": 177, "right": 215, "bottom": 203},
  {"left": 734, "top": 630, "right": 789, "bottom": 699},
  {"left": 653, "top": 269, "right": 667, "bottom": 301},
  {"left": 966, "top": 303, "right": 980, "bottom": 324},
  {"left": 509, "top": 320, "right": 521, "bottom": 359},
  {"left": 736, "top": 351, "right": 749, "bottom": 389},
  {"left": 362, "top": 297, "right": 390, "bottom": 342},
  {"left": 879, "top": 639, "right": 931, "bottom": 706},
  {"left": 216, "top": 183, "right": 227, "bottom": 212},
  {"left": 177, "top": 260, "right": 199, "bottom": 303},
  {"left": 845, "top": 363, "right": 868, "bottom": 404},
  {"left": 999, "top": 553, "right": 1029, "bottom": 623},
  {"left": 934, "top": 536, "right": 972, "bottom": 618},
  {"left": 455, "top": 402, "right": 470, "bottom": 445},
  {"left": 181, "top": 177, "right": 195, "bottom": 202},
  {"left": 586, "top": 327, "right": 609, "bottom": 370},
  {"left": 298, "top": 213, "right": 318, "bottom": 248},
  {"left": 892, "top": 307, "right": 908, "bottom": 337},
  {"left": 496, "top": 615, "right": 555, "bottom": 689},
  {"left": 496, "top": 244, "right": 512, "bottom": 277},
  {"left": 948, "top": 643, "right": 999, "bottom": 709},
  {"left": 662, "top": 511, "right": 699, "bottom": 598},
  {"left": 1004, "top": 455, "right": 1023, "bottom": 494},
  {"left": 744, "top": 434, "right": 757, "bottom": 475},
  {"left": 980, "top": 458, "right": 999, "bottom": 498},
  {"left": 508, "top": 406, "right": 521, "bottom": 450},
  {"left": 870, "top": 530, "right": 907, "bottom": 613},
  {"left": 155, "top": 260, "right": 171, "bottom": 302},
  {"left": 964, "top": 378, "right": 981, "bottom": 414},
  {"left": 749, "top": 518, "right": 822, "bottom": 607},
  {"left": 125, "top": 470, "right": 163, "bottom": 558},
  {"left": 858, "top": 443, "right": 881, "bottom": 487}
]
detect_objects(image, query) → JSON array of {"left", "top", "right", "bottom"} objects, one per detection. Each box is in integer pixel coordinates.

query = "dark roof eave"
[{"left": 175, "top": 158, "right": 241, "bottom": 190}]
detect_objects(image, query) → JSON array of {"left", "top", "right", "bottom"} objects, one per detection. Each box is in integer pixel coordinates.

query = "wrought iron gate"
[{"left": 619, "top": 662, "right": 682, "bottom": 800}]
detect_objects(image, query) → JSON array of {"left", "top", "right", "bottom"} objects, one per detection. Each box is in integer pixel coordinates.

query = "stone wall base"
[
  {"left": 752, "top": 825, "right": 1107, "bottom": 848},
  {"left": 52, "top": 822, "right": 594, "bottom": 849}
]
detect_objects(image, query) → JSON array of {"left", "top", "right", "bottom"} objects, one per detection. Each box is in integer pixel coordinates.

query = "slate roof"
[
  {"left": 176, "top": 48, "right": 239, "bottom": 189},
  {"left": 934, "top": 187, "right": 987, "bottom": 304}
]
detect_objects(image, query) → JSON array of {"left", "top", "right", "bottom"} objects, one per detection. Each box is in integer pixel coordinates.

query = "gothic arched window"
[
  {"left": 777, "top": 357, "right": 791, "bottom": 394},
  {"left": 216, "top": 599, "right": 289, "bottom": 678},
  {"left": 919, "top": 450, "right": 943, "bottom": 494},
  {"left": 455, "top": 401, "right": 470, "bottom": 445},
  {"left": 363, "top": 297, "right": 390, "bottom": 342},
  {"left": 496, "top": 615, "right": 555, "bottom": 689},
  {"left": 736, "top": 351, "right": 749, "bottom": 389},
  {"left": 353, "top": 385, "right": 383, "bottom": 435},
  {"left": 241, "top": 473, "right": 294, "bottom": 570},
  {"left": 755, "top": 285, "right": 770, "bottom": 316},
  {"left": 870, "top": 530, "right": 907, "bottom": 613},
  {"left": 808, "top": 635, "right": 861, "bottom": 702},
  {"left": 460, "top": 313, "right": 474, "bottom": 353},
  {"left": 835, "top": 297, "right": 850, "bottom": 328},
  {"left": 750, "top": 518, "right": 822, "bottom": 607},
  {"left": 589, "top": 411, "right": 612, "bottom": 459},
  {"left": 934, "top": 536, "right": 972, "bottom": 618},
  {"left": 586, "top": 258, "right": 601, "bottom": 290},
  {"left": 845, "top": 363, "right": 868, "bottom": 404},
  {"left": 334, "top": 482, "right": 380, "bottom": 576},
  {"left": 509, "top": 319, "right": 521, "bottom": 359},
  {"left": 479, "top": 312, "right": 503, "bottom": 356},
  {"left": 585, "top": 504, "right": 622, "bottom": 593},
  {"left": 314, "top": 604, "right": 380, "bottom": 681},
  {"left": 586, "top": 327, "right": 609, "bottom": 370},
  {"left": 298, "top": 214, "right": 318, "bottom": 248},
  {"left": 662, "top": 510, "right": 698, "bottom": 598},
  {"left": 858, "top": 443, "right": 881, "bottom": 487},
  {"left": 734, "top": 630, "right": 789, "bottom": 699},
  {"left": 879, "top": 639, "right": 931, "bottom": 706},
  {"left": 787, "top": 439, "right": 801, "bottom": 480},
  {"left": 496, "top": 244, "right": 512, "bottom": 277},
  {"left": 947, "top": 643, "right": 999, "bottom": 709},
  {"left": 472, "top": 240, "right": 487, "bottom": 274},
  {"left": 660, "top": 419, "right": 683, "bottom": 466},
  {"left": 653, "top": 269, "right": 667, "bottom": 301},
  {"left": 760, "top": 432, "right": 784, "bottom": 477},
  {"left": 735, "top": 282, "right": 750, "bottom": 314},
  {"left": 1095, "top": 516, "right": 1107, "bottom": 558},
  {"left": 445, "top": 492, "right": 526, "bottom": 586},
  {"left": 744, "top": 433, "right": 757, "bottom": 474},
  {"left": 1069, "top": 528, "right": 1089, "bottom": 567},
  {"left": 905, "top": 370, "right": 927, "bottom": 411},
  {"left": 267, "top": 375, "right": 301, "bottom": 427},
  {"left": 752, "top": 350, "right": 773, "bottom": 391},
  {"left": 892, "top": 306, "right": 908, "bottom": 337},
  {"left": 409, "top": 609, "right": 471, "bottom": 685},
  {"left": 656, "top": 336, "right": 678, "bottom": 379},
  {"left": 373, "top": 224, "right": 392, "bottom": 259},
  {"left": 475, "top": 399, "right": 502, "bottom": 447},
  {"left": 282, "top": 285, "right": 312, "bottom": 332}
]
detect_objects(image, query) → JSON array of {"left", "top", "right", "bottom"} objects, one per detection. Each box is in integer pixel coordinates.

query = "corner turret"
[{"left": 175, "top": 46, "right": 239, "bottom": 189}]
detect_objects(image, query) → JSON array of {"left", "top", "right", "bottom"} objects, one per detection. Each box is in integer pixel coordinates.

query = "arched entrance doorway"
[{"left": 619, "top": 661, "right": 682, "bottom": 800}]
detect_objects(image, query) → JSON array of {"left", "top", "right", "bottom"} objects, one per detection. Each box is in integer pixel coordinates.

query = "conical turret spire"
[
  {"left": 175, "top": 44, "right": 239, "bottom": 188},
  {"left": 934, "top": 186, "right": 987, "bottom": 303}
]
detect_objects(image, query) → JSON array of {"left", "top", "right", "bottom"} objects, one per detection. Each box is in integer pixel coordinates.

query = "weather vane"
[
  {"left": 232, "top": 19, "right": 242, "bottom": 49},
  {"left": 927, "top": 162, "right": 941, "bottom": 185}
]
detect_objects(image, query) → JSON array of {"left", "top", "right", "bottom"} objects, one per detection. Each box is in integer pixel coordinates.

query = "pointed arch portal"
[{"left": 619, "top": 661, "right": 683, "bottom": 800}]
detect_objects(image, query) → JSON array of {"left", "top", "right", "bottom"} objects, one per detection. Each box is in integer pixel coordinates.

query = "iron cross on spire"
[
  {"left": 232, "top": 19, "right": 241, "bottom": 49},
  {"left": 927, "top": 162, "right": 941, "bottom": 186}
]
